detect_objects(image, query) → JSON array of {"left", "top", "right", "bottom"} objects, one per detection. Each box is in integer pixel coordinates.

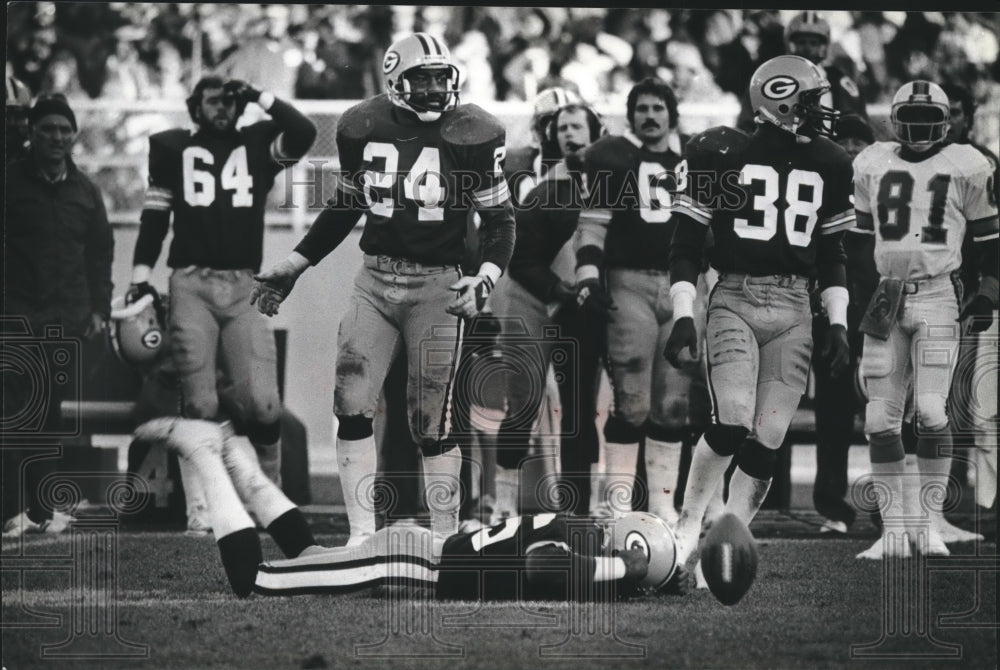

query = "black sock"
[
  {"left": 267, "top": 509, "right": 316, "bottom": 558},
  {"left": 216, "top": 528, "right": 262, "bottom": 598}
]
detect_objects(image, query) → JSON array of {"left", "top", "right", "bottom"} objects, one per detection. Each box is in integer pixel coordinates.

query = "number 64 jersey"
[{"left": 852, "top": 142, "right": 999, "bottom": 280}]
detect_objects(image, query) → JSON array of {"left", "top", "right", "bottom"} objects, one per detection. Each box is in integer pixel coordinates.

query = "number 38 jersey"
[
  {"left": 336, "top": 94, "right": 509, "bottom": 266},
  {"left": 674, "top": 126, "right": 856, "bottom": 277},
  {"left": 142, "top": 123, "right": 286, "bottom": 272},
  {"left": 578, "top": 133, "right": 685, "bottom": 272},
  {"left": 853, "top": 141, "right": 999, "bottom": 280}
]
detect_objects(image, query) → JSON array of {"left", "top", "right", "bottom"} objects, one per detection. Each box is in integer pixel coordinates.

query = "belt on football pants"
[
  {"left": 718, "top": 273, "right": 810, "bottom": 290},
  {"left": 898, "top": 273, "right": 958, "bottom": 295},
  {"left": 363, "top": 254, "right": 457, "bottom": 276}
]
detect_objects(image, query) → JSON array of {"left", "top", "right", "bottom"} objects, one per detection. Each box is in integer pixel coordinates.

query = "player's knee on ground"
[
  {"left": 915, "top": 393, "right": 949, "bottom": 432},
  {"left": 604, "top": 415, "right": 642, "bottom": 445},
  {"left": 336, "top": 414, "right": 374, "bottom": 440},
  {"left": 704, "top": 424, "right": 749, "bottom": 457},
  {"left": 735, "top": 439, "right": 778, "bottom": 480}
]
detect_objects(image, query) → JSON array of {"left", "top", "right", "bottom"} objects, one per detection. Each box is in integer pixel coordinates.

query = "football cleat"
[
  {"left": 890, "top": 80, "right": 950, "bottom": 150},
  {"left": 609, "top": 511, "right": 678, "bottom": 591},
  {"left": 700, "top": 514, "right": 758, "bottom": 605},
  {"left": 749, "top": 55, "right": 839, "bottom": 138},
  {"left": 383, "top": 32, "right": 460, "bottom": 122}
]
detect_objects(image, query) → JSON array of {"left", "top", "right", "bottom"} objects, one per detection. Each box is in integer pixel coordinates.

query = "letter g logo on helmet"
[
  {"left": 762, "top": 76, "right": 800, "bottom": 100},
  {"left": 383, "top": 51, "right": 400, "bottom": 75}
]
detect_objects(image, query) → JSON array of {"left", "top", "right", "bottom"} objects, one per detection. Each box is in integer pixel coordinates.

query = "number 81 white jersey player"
[{"left": 853, "top": 80, "right": 999, "bottom": 560}]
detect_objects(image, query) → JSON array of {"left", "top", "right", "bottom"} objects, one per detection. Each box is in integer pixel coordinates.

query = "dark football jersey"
[
  {"left": 436, "top": 513, "right": 606, "bottom": 601},
  {"left": 142, "top": 123, "right": 284, "bottom": 272},
  {"left": 336, "top": 94, "right": 509, "bottom": 265},
  {"left": 578, "top": 133, "right": 686, "bottom": 272},
  {"left": 674, "top": 125, "right": 855, "bottom": 278}
]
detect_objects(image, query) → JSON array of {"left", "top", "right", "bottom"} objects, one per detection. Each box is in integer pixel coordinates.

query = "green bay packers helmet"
[
  {"left": 784, "top": 11, "right": 830, "bottom": 64},
  {"left": 382, "top": 32, "right": 460, "bottom": 122},
  {"left": 749, "top": 55, "right": 839, "bottom": 138},
  {"left": 109, "top": 293, "right": 167, "bottom": 366},
  {"left": 891, "top": 80, "right": 950, "bottom": 150},
  {"left": 609, "top": 512, "right": 677, "bottom": 591}
]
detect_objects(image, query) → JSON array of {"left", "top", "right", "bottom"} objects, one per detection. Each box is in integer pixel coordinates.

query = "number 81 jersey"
[
  {"left": 336, "top": 94, "right": 509, "bottom": 265},
  {"left": 853, "top": 141, "right": 999, "bottom": 280}
]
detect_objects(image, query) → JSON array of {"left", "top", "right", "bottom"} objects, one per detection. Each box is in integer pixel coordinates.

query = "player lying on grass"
[
  {"left": 134, "top": 417, "right": 323, "bottom": 597},
  {"left": 254, "top": 512, "right": 677, "bottom": 602}
]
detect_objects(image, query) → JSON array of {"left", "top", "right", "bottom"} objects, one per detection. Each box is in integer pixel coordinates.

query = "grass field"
[{"left": 2, "top": 512, "right": 997, "bottom": 670}]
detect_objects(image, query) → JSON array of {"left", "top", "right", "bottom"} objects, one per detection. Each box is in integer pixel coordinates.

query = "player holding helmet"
[
  {"left": 128, "top": 75, "right": 317, "bottom": 486},
  {"left": 853, "top": 81, "right": 998, "bottom": 559},
  {"left": 251, "top": 33, "right": 516, "bottom": 550},
  {"left": 665, "top": 55, "right": 854, "bottom": 568}
]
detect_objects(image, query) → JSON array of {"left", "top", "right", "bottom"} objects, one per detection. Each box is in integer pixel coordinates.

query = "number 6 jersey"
[{"left": 852, "top": 141, "right": 999, "bottom": 280}]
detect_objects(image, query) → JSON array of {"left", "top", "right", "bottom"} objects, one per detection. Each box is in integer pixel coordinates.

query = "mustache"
[{"left": 642, "top": 120, "right": 660, "bottom": 129}]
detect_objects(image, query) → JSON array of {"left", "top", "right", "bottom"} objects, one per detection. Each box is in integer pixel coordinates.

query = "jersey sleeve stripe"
[
  {"left": 472, "top": 180, "right": 510, "bottom": 207},
  {"left": 143, "top": 186, "right": 173, "bottom": 211},
  {"left": 270, "top": 134, "right": 288, "bottom": 161},
  {"left": 821, "top": 209, "right": 856, "bottom": 228},
  {"left": 968, "top": 215, "right": 1000, "bottom": 238},
  {"left": 673, "top": 194, "right": 712, "bottom": 225},
  {"left": 336, "top": 176, "right": 362, "bottom": 197},
  {"left": 974, "top": 232, "right": 999, "bottom": 243},
  {"left": 820, "top": 218, "right": 855, "bottom": 235},
  {"left": 578, "top": 208, "right": 612, "bottom": 225}
]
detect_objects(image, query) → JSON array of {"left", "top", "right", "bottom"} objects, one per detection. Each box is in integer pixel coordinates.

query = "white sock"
[
  {"left": 590, "top": 462, "right": 604, "bottom": 515},
  {"left": 917, "top": 455, "right": 951, "bottom": 525},
  {"left": 604, "top": 442, "right": 639, "bottom": 516},
  {"left": 182, "top": 440, "right": 253, "bottom": 539},
  {"left": 224, "top": 434, "right": 295, "bottom": 527},
  {"left": 423, "top": 448, "right": 462, "bottom": 538},
  {"left": 645, "top": 439, "right": 681, "bottom": 525},
  {"left": 252, "top": 438, "right": 282, "bottom": 487},
  {"left": 704, "top": 477, "right": 725, "bottom": 524},
  {"left": 494, "top": 464, "right": 519, "bottom": 517},
  {"left": 675, "top": 436, "right": 733, "bottom": 564},
  {"left": 177, "top": 447, "right": 209, "bottom": 518},
  {"left": 724, "top": 467, "right": 772, "bottom": 526},
  {"left": 336, "top": 436, "right": 378, "bottom": 538},
  {"left": 871, "top": 459, "right": 907, "bottom": 541}
]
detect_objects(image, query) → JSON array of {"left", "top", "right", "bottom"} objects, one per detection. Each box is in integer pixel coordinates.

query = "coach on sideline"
[{"left": 3, "top": 93, "right": 114, "bottom": 536}]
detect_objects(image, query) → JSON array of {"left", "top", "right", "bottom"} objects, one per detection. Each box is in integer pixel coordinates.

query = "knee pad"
[
  {"left": 915, "top": 393, "right": 948, "bottom": 432},
  {"left": 336, "top": 414, "right": 374, "bottom": 441},
  {"left": 863, "top": 399, "right": 904, "bottom": 436},
  {"left": 703, "top": 424, "right": 749, "bottom": 457},
  {"left": 644, "top": 421, "right": 689, "bottom": 444},
  {"left": 245, "top": 420, "right": 281, "bottom": 447},
  {"left": 604, "top": 415, "right": 642, "bottom": 445},
  {"left": 735, "top": 439, "right": 778, "bottom": 480}
]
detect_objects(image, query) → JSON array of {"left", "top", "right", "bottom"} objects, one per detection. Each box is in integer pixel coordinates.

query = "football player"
[
  {"left": 664, "top": 55, "right": 854, "bottom": 568},
  {"left": 133, "top": 417, "right": 321, "bottom": 598},
  {"left": 573, "top": 78, "right": 711, "bottom": 526},
  {"left": 251, "top": 34, "right": 516, "bottom": 550},
  {"left": 489, "top": 101, "right": 608, "bottom": 520},
  {"left": 504, "top": 86, "right": 583, "bottom": 204},
  {"left": 853, "top": 81, "right": 998, "bottom": 559},
  {"left": 128, "top": 76, "right": 317, "bottom": 487},
  {"left": 255, "top": 511, "right": 673, "bottom": 602}
]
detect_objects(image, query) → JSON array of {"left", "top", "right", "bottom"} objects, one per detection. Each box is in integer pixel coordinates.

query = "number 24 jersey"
[{"left": 853, "top": 141, "right": 999, "bottom": 281}]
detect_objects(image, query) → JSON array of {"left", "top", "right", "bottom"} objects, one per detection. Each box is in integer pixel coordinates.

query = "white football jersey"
[{"left": 853, "top": 141, "right": 998, "bottom": 280}]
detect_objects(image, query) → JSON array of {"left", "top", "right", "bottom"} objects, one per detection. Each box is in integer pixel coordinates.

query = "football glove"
[
  {"left": 548, "top": 280, "right": 578, "bottom": 305},
  {"left": 664, "top": 316, "right": 699, "bottom": 369},
  {"left": 821, "top": 323, "right": 851, "bottom": 378},
  {"left": 447, "top": 275, "right": 493, "bottom": 319},
  {"left": 251, "top": 258, "right": 307, "bottom": 316},
  {"left": 223, "top": 79, "right": 262, "bottom": 105},
  {"left": 958, "top": 294, "right": 995, "bottom": 334},
  {"left": 576, "top": 278, "right": 615, "bottom": 322}
]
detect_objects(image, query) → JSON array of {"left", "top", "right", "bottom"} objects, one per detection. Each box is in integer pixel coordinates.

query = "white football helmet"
[
  {"left": 383, "top": 32, "right": 460, "bottom": 122},
  {"left": 530, "top": 87, "right": 582, "bottom": 145},
  {"left": 608, "top": 511, "right": 677, "bottom": 591},
  {"left": 891, "top": 80, "right": 950, "bottom": 150},
  {"left": 749, "top": 55, "right": 839, "bottom": 138},
  {"left": 109, "top": 293, "right": 167, "bottom": 366}
]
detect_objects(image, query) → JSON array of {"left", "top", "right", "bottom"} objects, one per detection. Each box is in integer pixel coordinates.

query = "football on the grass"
[{"left": 701, "top": 514, "right": 758, "bottom": 606}]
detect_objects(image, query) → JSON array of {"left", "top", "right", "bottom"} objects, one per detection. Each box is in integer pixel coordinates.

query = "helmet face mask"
[
  {"left": 750, "top": 55, "right": 839, "bottom": 139},
  {"left": 383, "top": 33, "right": 460, "bottom": 122},
  {"left": 891, "top": 81, "right": 950, "bottom": 151}
]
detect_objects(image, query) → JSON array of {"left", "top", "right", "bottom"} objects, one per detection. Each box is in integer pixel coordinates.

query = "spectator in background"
[
  {"left": 663, "top": 41, "right": 738, "bottom": 134},
  {"left": 558, "top": 12, "right": 634, "bottom": 104},
  {"left": 5, "top": 74, "right": 33, "bottom": 161},
  {"left": 217, "top": 5, "right": 303, "bottom": 100},
  {"left": 3, "top": 94, "right": 114, "bottom": 536}
]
